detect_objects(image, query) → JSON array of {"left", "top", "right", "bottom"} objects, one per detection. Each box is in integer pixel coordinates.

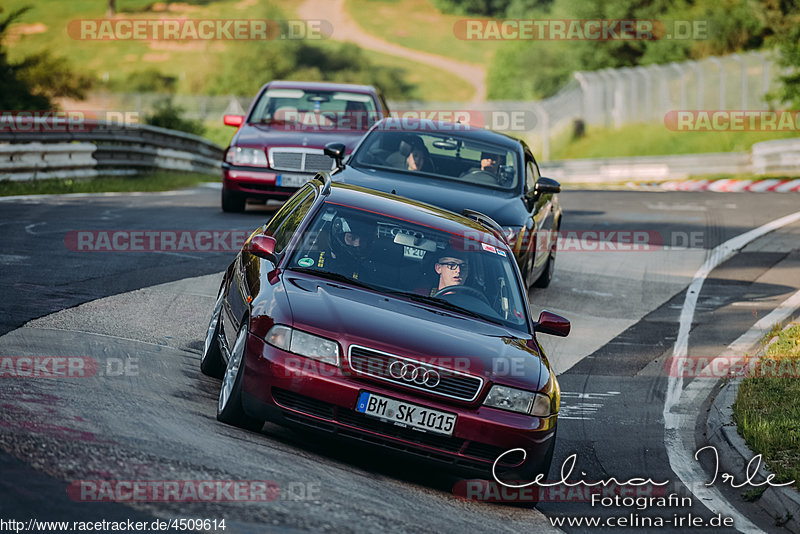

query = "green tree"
[
  {"left": 0, "top": 6, "right": 92, "bottom": 110},
  {"left": 144, "top": 97, "right": 205, "bottom": 136}
]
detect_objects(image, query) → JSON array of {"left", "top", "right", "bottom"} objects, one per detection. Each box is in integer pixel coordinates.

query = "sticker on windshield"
[
  {"left": 298, "top": 257, "right": 314, "bottom": 267},
  {"left": 481, "top": 243, "right": 497, "bottom": 253}
]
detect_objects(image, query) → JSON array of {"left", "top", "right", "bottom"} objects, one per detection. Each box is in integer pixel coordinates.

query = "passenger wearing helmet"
[{"left": 316, "top": 217, "right": 376, "bottom": 281}]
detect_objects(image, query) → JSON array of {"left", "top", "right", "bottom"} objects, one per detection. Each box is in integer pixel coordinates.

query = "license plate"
[
  {"left": 355, "top": 392, "right": 456, "bottom": 436},
  {"left": 277, "top": 173, "right": 311, "bottom": 188},
  {"left": 403, "top": 246, "right": 426, "bottom": 260}
]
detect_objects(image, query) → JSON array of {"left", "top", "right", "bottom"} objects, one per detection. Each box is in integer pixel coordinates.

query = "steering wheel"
[
  {"left": 432, "top": 284, "right": 489, "bottom": 304},
  {"left": 460, "top": 169, "right": 497, "bottom": 183}
]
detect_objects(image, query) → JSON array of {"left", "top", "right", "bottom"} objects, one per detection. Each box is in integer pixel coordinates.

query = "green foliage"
[
  {"left": 548, "top": 122, "right": 799, "bottom": 160},
  {"left": 144, "top": 97, "right": 205, "bottom": 136},
  {"left": 207, "top": 40, "right": 416, "bottom": 100},
  {"left": 430, "top": 0, "right": 512, "bottom": 16},
  {"left": 486, "top": 0, "right": 796, "bottom": 101},
  {"left": 0, "top": 6, "right": 92, "bottom": 110},
  {"left": 767, "top": 0, "right": 800, "bottom": 107},
  {"left": 15, "top": 50, "right": 93, "bottom": 100},
  {"left": 121, "top": 68, "right": 179, "bottom": 93}
]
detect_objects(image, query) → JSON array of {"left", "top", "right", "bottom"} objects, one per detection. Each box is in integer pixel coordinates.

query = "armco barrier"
[
  {"left": 0, "top": 121, "right": 223, "bottom": 180},
  {"left": 751, "top": 138, "right": 800, "bottom": 176},
  {"left": 0, "top": 143, "right": 98, "bottom": 181}
]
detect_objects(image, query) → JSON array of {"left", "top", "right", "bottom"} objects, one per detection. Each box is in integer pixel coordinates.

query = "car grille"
[
  {"left": 348, "top": 346, "right": 484, "bottom": 401},
  {"left": 270, "top": 149, "right": 335, "bottom": 172},
  {"left": 270, "top": 388, "right": 519, "bottom": 467}
]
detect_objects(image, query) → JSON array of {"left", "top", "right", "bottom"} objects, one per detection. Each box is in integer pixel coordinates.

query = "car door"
[
  {"left": 525, "top": 155, "right": 556, "bottom": 273},
  {"left": 222, "top": 185, "right": 316, "bottom": 349}
]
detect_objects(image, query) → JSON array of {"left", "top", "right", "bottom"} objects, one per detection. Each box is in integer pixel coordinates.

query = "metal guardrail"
[
  {"left": 2, "top": 121, "right": 797, "bottom": 183},
  {"left": 0, "top": 143, "right": 98, "bottom": 181},
  {"left": 0, "top": 121, "right": 224, "bottom": 181},
  {"left": 751, "top": 138, "right": 800, "bottom": 176}
]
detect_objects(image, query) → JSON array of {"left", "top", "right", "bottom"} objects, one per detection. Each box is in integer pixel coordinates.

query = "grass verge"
[
  {"left": 732, "top": 322, "right": 800, "bottom": 491},
  {"left": 0, "top": 171, "right": 215, "bottom": 197},
  {"left": 549, "top": 123, "right": 800, "bottom": 160},
  {"left": 345, "top": 0, "right": 502, "bottom": 65}
]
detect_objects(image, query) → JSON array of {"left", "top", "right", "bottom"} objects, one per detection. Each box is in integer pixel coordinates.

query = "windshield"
[
  {"left": 351, "top": 130, "right": 520, "bottom": 190},
  {"left": 249, "top": 88, "right": 379, "bottom": 130},
  {"left": 287, "top": 204, "right": 529, "bottom": 330}
]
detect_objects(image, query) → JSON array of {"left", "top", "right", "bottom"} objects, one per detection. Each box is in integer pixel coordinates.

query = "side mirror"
[
  {"left": 223, "top": 114, "right": 245, "bottom": 127},
  {"left": 324, "top": 142, "right": 347, "bottom": 170},
  {"left": 244, "top": 234, "right": 277, "bottom": 263},
  {"left": 534, "top": 310, "right": 570, "bottom": 337},
  {"left": 534, "top": 177, "right": 561, "bottom": 195}
]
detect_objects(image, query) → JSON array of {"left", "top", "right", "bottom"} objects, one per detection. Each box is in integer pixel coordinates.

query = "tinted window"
[
  {"left": 352, "top": 130, "right": 520, "bottom": 191},
  {"left": 250, "top": 89, "right": 379, "bottom": 131},
  {"left": 266, "top": 185, "right": 316, "bottom": 253},
  {"left": 287, "top": 204, "right": 529, "bottom": 330}
]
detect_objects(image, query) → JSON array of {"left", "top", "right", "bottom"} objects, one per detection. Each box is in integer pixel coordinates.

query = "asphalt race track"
[{"left": 1, "top": 186, "right": 799, "bottom": 533}]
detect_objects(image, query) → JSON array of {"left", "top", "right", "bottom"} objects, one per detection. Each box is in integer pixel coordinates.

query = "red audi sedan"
[
  {"left": 201, "top": 175, "right": 569, "bottom": 483},
  {"left": 220, "top": 80, "right": 389, "bottom": 212}
]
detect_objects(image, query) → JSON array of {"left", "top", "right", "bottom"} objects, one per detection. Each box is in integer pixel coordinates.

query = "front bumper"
[
  {"left": 222, "top": 166, "right": 308, "bottom": 199},
  {"left": 240, "top": 332, "right": 557, "bottom": 477}
]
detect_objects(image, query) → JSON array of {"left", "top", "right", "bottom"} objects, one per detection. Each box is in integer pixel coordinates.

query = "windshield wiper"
[
  {"left": 385, "top": 289, "right": 504, "bottom": 325},
  {"left": 289, "top": 267, "right": 380, "bottom": 291}
]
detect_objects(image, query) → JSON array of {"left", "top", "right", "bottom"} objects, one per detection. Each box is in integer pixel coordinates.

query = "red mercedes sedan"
[
  {"left": 201, "top": 175, "right": 569, "bottom": 484},
  {"left": 220, "top": 80, "right": 389, "bottom": 212}
]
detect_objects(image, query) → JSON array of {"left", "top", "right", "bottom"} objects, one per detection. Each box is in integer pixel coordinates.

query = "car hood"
[
  {"left": 233, "top": 124, "right": 367, "bottom": 151},
  {"left": 280, "top": 271, "right": 548, "bottom": 391},
  {"left": 333, "top": 166, "right": 529, "bottom": 227}
]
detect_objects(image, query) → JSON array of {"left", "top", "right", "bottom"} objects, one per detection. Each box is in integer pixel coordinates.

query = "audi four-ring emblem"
[{"left": 388, "top": 360, "right": 441, "bottom": 388}]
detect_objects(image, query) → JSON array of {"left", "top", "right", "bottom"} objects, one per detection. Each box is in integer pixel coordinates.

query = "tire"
[
  {"left": 221, "top": 188, "right": 246, "bottom": 213},
  {"left": 216, "top": 322, "right": 263, "bottom": 431},
  {"left": 532, "top": 226, "right": 558, "bottom": 288},
  {"left": 200, "top": 288, "right": 225, "bottom": 378}
]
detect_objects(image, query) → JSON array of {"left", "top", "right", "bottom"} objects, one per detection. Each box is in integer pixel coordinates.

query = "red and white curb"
[{"left": 657, "top": 178, "right": 800, "bottom": 192}]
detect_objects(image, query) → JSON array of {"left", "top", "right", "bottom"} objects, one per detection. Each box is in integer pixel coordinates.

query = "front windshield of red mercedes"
[{"left": 249, "top": 88, "right": 379, "bottom": 130}]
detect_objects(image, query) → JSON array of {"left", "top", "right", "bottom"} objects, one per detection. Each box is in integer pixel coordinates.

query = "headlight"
[
  {"left": 226, "top": 146, "right": 268, "bottom": 166},
  {"left": 483, "top": 385, "right": 551, "bottom": 416},
  {"left": 265, "top": 325, "right": 339, "bottom": 366}
]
